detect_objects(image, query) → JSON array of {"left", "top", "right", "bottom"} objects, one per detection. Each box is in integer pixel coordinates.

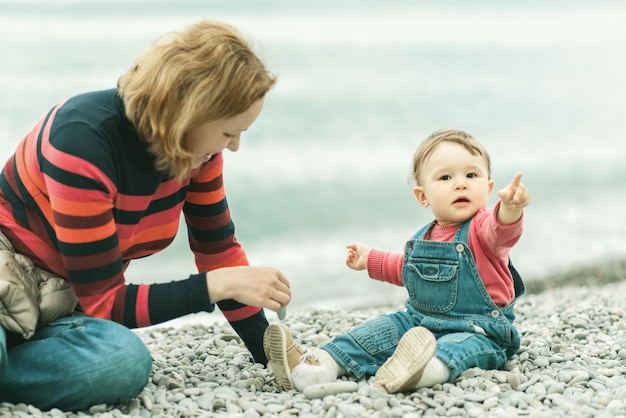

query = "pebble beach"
[{"left": 2, "top": 259, "right": 626, "bottom": 418}]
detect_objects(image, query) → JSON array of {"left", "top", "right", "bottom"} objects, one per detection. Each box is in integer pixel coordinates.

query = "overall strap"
[
  {"left": 453, "top": 218, "right": 472, "bottom": 243},
  {"left": 412, "top": 220, "right": 436, "bottom": 240},
  {"left": 509, "top": 260, "right": 526, "bottom": 299}
]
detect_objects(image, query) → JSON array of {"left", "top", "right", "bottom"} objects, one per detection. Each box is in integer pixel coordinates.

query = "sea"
[{"left": 1, "top": 0, "right": 625, "bottom": 316}]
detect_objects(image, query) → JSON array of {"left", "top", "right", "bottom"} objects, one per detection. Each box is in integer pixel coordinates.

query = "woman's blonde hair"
[
  {"left": 118, "top": 19, "right": 277, "bottom": 179},
  {"left": 411, "top": 129, "right": 491, "bottom": 185}
]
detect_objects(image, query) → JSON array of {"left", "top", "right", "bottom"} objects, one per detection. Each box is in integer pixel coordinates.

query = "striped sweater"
[{"left": 0, "top": 89, "right": 268, "bottom": 360}]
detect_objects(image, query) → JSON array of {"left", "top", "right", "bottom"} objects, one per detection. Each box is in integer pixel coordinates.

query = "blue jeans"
[{"left": 0, "top": 314, "right": 152, "bottom": 411}]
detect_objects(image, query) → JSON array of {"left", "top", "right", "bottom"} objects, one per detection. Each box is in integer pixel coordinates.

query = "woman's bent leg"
[{"left": 0, "top": 315, "right": 152, "bottom": 411}]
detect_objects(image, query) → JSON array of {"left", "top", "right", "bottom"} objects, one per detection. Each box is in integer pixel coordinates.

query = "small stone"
[
  {"left": 277, "top": 306, "right": 287, "bottom": 320},
  {"left": 303, "top": 381, "right": 359, "bottom": 399}
]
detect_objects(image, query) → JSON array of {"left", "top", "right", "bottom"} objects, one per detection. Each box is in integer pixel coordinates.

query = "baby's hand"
[
  {"left": 496, "top": 172, "right": 530, "bottom": 225},
  {"left": 346, "top": 243, "right": 371, "bottom": 271},
  {"left": 497, "top": 172, "right": 530, "bottom": 209}
]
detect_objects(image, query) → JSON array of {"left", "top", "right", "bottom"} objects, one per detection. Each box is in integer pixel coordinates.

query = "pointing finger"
[{"left": 510, "top": 172, "right": 523, "bottom": 189}]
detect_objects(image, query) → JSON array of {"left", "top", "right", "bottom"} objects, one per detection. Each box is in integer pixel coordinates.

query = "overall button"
[
  {"left": 490, "top": 310, "right": 500, "bottom": 318},
  {"left": 456, "top": 244, "right": 464, "bottom": 253}
]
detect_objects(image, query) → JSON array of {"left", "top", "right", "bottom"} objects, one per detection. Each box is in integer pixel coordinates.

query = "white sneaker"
[{"left": 375, "top": 326, "right": 436, "bottom": 393}]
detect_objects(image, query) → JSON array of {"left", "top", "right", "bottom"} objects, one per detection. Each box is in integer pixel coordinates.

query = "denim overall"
[{"left": 322, "top": 219, "right": 525, "bottom": 382}]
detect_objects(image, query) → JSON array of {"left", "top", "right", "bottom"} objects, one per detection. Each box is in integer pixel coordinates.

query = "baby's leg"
[
  {"left": 265, "top": 311, "right": 415, "bottom": 392},
  {"left": 415, "top": 356, "right": 451, "bottom": 388},
  {"left": 297, "top": 336, "right": 450, "bottom": 392},
  {"left": 429, "top": 331, "right": 508, "bottom": 386}
]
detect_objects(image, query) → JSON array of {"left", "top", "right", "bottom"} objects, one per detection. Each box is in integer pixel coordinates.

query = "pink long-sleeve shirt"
[{"left": 367, "top": 204, "right": 523, "bottom": 306}]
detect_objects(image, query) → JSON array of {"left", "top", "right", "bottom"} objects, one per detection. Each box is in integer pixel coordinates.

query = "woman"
[{"left": 0, "top": 19, "right": 290, "bottom": 410}]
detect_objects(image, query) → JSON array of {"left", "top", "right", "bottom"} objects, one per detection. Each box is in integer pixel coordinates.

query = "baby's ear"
[
  {"left": 488, "top": 179, "right": 495, "bottom": 194},
  {"left": 413, "top": 186, "right": 429, "bottom": 207}
]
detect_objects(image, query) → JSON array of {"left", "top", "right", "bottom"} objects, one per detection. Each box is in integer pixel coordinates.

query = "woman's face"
[{"left": 184, "top": 98, "right": 265, "bottom": 168}]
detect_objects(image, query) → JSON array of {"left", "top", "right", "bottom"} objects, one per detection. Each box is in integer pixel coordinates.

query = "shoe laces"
[{"left": 298, "top": 347, "right": 319, "bottom": 365}]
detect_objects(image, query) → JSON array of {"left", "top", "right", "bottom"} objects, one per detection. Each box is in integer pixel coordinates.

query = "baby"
[{"left": 264, "top": 128, "right": 530, "bottom": 393}]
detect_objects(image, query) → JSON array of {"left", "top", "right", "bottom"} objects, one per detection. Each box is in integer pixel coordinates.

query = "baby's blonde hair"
[
  {"left": 411, "top": 129, "right": 491, "bottom": 185},
  {"left": 118, "top": 19, "right": 277, "bottom": 179}
]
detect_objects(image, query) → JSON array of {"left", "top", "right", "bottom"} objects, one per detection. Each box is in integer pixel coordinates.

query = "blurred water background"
[{"left": 1, "top": 0, "right": 625, "bottom": 314}]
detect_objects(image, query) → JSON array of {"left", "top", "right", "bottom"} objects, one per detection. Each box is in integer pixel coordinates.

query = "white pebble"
[{"left": 303, "top": 381, "right": 359, "bottom": 399}]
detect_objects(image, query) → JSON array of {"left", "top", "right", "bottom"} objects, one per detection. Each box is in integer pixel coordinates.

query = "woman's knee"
[
  {"left": 94, "top": 320, "right": 151, "bottom": 374},
  {"left": 73, "top": 318, "right": 153, "bottom": 403}
]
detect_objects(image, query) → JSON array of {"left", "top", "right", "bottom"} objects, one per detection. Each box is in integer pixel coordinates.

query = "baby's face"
[{"left": 413, "top": 141, "right": 494, "bottom": 226}]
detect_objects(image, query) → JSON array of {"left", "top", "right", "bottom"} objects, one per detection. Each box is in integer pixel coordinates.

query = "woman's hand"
[{"left": 206, "top": 266, "right": 290, "bottom": 312}]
